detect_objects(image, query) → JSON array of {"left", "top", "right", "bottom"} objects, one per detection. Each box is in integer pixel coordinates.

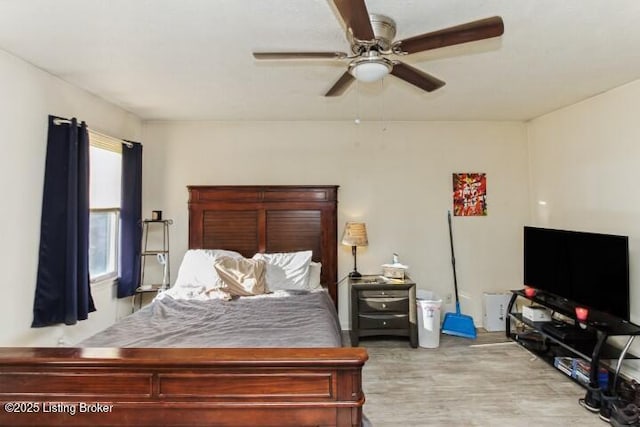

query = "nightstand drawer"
[
  {"left": 360, "top": 289, "right": 407, "bottom": 298},
  {"left": 358, "top": 296, "right": 409, "bottom": 313},
  {"left": 359, "top": 313, "right": 408, "bottom": 330}
]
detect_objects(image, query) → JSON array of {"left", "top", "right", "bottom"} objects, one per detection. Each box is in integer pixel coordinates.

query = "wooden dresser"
[{"left": 349, "top": 275, "right": 417, "bottom": 348}]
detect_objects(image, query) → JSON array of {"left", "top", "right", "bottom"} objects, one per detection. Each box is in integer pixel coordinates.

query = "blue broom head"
[{"left": 442, "top": 311, "right": 477, "bottom": 339}]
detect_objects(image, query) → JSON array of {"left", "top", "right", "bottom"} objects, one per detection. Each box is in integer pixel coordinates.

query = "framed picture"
[{"left": 452, "top": 173, "right": 487, "bottom": 216}]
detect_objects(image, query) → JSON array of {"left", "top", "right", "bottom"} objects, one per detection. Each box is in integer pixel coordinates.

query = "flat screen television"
[{"left": 523, "top": 226, "right": 630, "bottom": 320}]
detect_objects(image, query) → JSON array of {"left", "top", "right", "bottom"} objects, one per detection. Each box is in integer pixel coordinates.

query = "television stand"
[{"left": 506, "top": 290, "right": 640, "bottom": 411}]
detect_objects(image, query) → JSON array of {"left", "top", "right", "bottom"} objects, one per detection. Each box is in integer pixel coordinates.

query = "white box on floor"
[{"left": 483, "top": 292, "right": 512, "bottom": 332}]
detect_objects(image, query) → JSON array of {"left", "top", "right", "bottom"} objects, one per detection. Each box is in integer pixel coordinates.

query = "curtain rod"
[{"left": 52, "top": 118, "right": 136, "bottom": 148}]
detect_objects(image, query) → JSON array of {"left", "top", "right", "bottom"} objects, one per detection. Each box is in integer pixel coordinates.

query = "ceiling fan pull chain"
[
  {"left": 354, "top": 79, "right": 361, "bottom": 125},
  {"left": 379, "top": 78, "right": 387, "bottom": 131}
]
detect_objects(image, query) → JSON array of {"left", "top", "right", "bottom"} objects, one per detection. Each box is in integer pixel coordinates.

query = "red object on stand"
[{"left": 575, "top": 307, "right": 589, "bottom": 322}]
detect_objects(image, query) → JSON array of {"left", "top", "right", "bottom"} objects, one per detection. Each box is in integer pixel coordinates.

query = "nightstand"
[{"left": 349, "top": 275, "right": 417, "bottom": 348}]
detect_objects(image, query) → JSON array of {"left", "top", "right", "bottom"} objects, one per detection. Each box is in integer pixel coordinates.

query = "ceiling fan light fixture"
[{"left": 349, "top": 56, "right": 393, "bottom": 83}]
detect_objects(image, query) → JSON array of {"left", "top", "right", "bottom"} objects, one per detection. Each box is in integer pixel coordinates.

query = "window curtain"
[
  {"left": 32, "top": 115, "right": 95, "bottom": 327},
  {"left": 118, "top": 141, "right": 143, "bottom": 298}
]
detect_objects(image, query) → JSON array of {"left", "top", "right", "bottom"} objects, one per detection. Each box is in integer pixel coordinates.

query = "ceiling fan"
[{"left": 253, "top": 0, "right": 504, "bottom": 96}]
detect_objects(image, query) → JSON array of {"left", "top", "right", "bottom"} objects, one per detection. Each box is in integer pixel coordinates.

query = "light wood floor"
[{"left": 352, "top": 331, "right": 605, "bottom": 426}]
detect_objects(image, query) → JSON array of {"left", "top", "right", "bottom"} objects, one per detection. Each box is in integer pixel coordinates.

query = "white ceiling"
[{"left": 0, "top": 0, "right": 639, "bottom": 122}]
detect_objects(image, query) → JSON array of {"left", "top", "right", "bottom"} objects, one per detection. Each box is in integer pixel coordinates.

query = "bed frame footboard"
[{"left": 0, "top": 347, "right": 367, "bottom": 426}]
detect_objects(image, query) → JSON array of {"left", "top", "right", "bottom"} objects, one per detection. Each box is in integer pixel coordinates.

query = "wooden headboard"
[{"left": 188, "top": 185, "right": 339, "bottom": 305}]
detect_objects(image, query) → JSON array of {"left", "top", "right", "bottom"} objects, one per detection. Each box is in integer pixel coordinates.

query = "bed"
[{"left": 0, "top": 185, "right": 367, "bottom": 427}]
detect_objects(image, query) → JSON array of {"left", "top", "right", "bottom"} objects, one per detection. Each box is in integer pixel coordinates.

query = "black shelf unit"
[
  {"left": 134, "top": 219, "right": 173, "bottom": 310},
  {"left": 506, "top": 289, "right": 640, "bottom": 392},
  {"left": 139, "top": 218, "right": 173, "bottom": 290}
]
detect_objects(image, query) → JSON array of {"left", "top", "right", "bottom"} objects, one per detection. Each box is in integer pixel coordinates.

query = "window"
[
  {"left": 89, "top": 132, "right": 122, "bottom": 282},
  {"left": 89, "top": 209, "right": 119, "bottom": 281}
]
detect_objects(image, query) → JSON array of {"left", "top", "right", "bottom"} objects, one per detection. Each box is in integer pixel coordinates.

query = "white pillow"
[
  {"left": 173, "top": 249, "right": 243, "bottom": 289},
  {"left": 307, "top": 261, "right": 322, "bottom": 290},
  {"left": 252, "top": 250, "right": 313, "bottom": 291}
]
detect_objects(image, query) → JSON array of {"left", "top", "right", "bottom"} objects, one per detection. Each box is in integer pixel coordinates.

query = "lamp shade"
[
  {"left": 341, "top": 222, "right": 368, "bottom": 247},
  {"left": 350, "top": 61, "right": 391, "bottom": 82},
  {"left": 348, "top": 52, "right": 393, "bottom": 83}
]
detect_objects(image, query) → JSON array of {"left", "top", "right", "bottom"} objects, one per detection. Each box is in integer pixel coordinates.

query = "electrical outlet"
[{"left": 445, "top": 293, "right": 453, "bottom": 304}]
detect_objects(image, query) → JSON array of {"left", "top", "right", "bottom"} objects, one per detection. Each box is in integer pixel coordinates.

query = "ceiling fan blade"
[
  {"left": 253, "top": 52, "right": 348, "bottom": 60},
  {"left": 396, "top": 16, "right": 504, "bottom": 54},
  {"left": 391, "top": 62, "right": 445, "bottom": 93},
  {"left": 325, "top": 71, "right": 355, "bottom": 96},
  {"left": 332, "top": 0, "right": 375, "bottom": 41}
]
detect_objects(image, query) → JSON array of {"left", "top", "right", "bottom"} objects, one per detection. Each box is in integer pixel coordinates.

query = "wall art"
[{"left": 452, "top": 173, "right": 487, "bottom": 216}]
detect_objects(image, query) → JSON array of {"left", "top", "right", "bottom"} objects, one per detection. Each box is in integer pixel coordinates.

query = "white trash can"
[{"left": 416, "top": 290, "right": 442, "bottom": 348}]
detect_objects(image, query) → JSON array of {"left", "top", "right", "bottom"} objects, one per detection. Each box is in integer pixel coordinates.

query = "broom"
[{"left": 441, "top": 211, "right": 477, "bottom": 339}]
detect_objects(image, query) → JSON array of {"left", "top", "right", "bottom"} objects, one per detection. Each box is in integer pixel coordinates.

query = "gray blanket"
[{"left": 80, "top": 290, "right": 343, "bottom": 348}]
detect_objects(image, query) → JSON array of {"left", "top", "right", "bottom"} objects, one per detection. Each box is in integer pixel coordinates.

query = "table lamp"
[{"left": 341, "top": 222, "right": 368, "bottom": 278}]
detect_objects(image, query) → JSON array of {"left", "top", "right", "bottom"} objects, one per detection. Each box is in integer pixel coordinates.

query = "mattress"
[{"left": 80, "top": 290, "right": 342, "bottom": 348}]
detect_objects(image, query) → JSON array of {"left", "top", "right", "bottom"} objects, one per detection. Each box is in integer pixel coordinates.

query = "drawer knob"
[
  {"left": 381, "top": 291, "right": 386, "bottom": 295},
  {"left": 382, "top": 321, "right": 387, "bottom": 325},
  {"left": 381, "top": 303, "right": 387, "bottom": 308}
]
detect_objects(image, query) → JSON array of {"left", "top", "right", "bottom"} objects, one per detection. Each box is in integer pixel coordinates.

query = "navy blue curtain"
[
  {"left": 32, "top": 115, "right": 95, "bottom": 327},
  {"left": 118, "top": 141, "right": 143, "bottom": 298}
]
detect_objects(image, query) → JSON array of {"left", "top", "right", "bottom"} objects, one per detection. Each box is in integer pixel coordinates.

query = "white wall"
[
  {"left": 142, "top": 120, "right": 530, "bottom": 327},
  {"left": 0, "top": 49, "right": 142, "bottom": 346},
  {"left": 527, "top": 78, "right": 640, "bottom": 380},
  {"left": 528, "top": 79, "right": 640, "bottom": 325}
]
